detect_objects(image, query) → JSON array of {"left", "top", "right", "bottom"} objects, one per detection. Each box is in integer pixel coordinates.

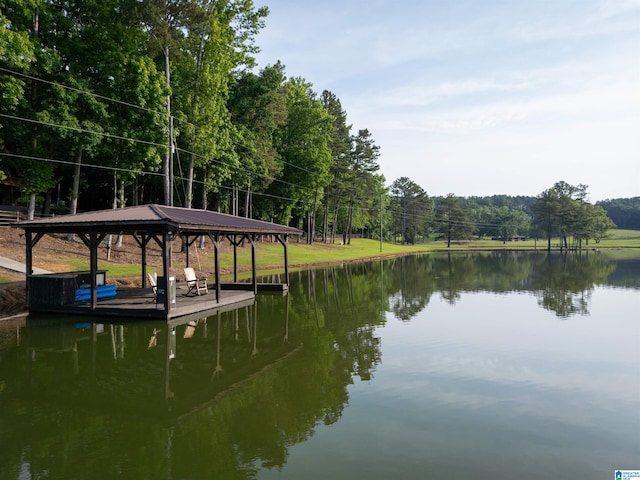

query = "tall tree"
[
  {"left": 1, "top": 0, "right": 67, "bottom": 219},
  {"left": 433, "top": 194, "right": 475, "bottom": 247},
  {"left": 268, "top": 78, "right": 333, "bottom": 225},
  {"left": 0, "top": 0, "right": 36, "bottom": 181},
  {"left": 389, "top": 177, "right": 432, "bottom": 244},
  {"left": 320, "top": 90, "right": 351, "bottom": 243},
  {"left": 228, "top": 62, "right": 287, "bottom": 218},
  {"left": 138, "top": 0, "right": 205, "bottom": 206},
  {"left": 531, "top": 188, "right": 560, "bottom": 251},
  {"left": 493, "top": 206, "right": 530, "bottom": 243},
  {"left": 342, "top": 128, "right": 380, "bottom": 245},
  {"left": 174, "top": 0, "right": 268, "bottom": 210}
]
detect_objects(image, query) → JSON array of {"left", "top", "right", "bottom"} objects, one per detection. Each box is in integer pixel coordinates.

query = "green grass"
[
  {"left": 597, "top": 229, "right": 640, "bottom": 247},
  {"left": 220, "top": 229, "right": 640, "bottom": 276},
  {"left": 43, "top": 228, "right": 640, "bottom": 274},
  {"left": 65, "top": 258, "right": 144, "bottom": 277},
  {"left": 3, "top": 229, "right": 638, "bottom": 285}
]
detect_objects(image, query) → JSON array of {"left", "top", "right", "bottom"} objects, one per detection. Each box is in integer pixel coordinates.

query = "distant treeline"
[
  {"left": 462, "top": 195, "right": 640, "bottom": 232},
  {"left": 595, "top": 198, "right": 640, "bottom": 230}
]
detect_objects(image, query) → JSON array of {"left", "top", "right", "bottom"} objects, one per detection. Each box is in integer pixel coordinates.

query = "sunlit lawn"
[{"left": 13, "top": 229, "right": 639, "bottom": 283}]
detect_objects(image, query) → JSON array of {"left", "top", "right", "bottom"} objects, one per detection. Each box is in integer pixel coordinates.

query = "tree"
[
  {"left": 493, "top": 206, "right": 529, "bottom": 243},
  {"left": 531, "top": 188, "right": 560, "bottom": 251},
  {"left": 597, "top": 197, "right": 640, "bottom": 230},
  {"left": 341, "top": 128, "right": 380, "bottom": 245},
  {"left": 0, "top": 0, "right": 35, "bottom": 181},
  {"left": 433, "top": 194, "right": 475, "bottom": 247},
  {"left": 228, "top": 62, "right": 287, "bottom": 218},
  {"left": 389, "top": 177, "right": 432, "bottom": 244},
  {"left": 138, "top": 0, "right": 206, "bottom": 206},
  {"left": 588, "top": 205, "right": 616, "bottom": 243},
  {"left": 532, "top": 182, "right": 616, "bottom": 250},
  {"left": 320, "top": 90, "right": 351, "bottom": 243},
  {"left": 174, "top": 0, "right": 268, "bottom": 211},
  {"left": 268, "top": 77, "right": 333, "bottom": 226}
]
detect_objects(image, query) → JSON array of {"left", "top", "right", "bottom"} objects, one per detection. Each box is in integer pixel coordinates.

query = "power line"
[
  {"left": 0, "top": 111, "right": 319, "bottom": 197},
  {"left": 0, "top": 151, "right": 303, "bottom": 205},
  {"left": 0, "top": 113, "right": 163, "bottom": 149},
  {"left": 0, "top": 66, "right": 161, "bottom": 117},
  {"left": 1, "top": 70, "right": 402, "bottom": 218},
  {"left": 0, "top": 66, "right": 324, "bottom": 177}
]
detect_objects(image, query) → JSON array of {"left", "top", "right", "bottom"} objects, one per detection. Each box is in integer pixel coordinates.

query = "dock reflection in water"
[{"left": 1, "top": 293, "right": 312, "bottom": 479}]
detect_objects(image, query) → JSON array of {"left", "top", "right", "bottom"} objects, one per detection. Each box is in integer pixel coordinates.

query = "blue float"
[{"left": 75, "top": 284, "right": 117, "bottom": 302}]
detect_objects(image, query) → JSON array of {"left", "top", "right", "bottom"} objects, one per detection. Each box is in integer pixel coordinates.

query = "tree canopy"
[{"left": 0, "top": 2, "right": 623, "bottom": 247}]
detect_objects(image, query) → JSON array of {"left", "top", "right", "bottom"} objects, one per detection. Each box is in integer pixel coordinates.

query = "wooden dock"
[
  {"left": 28, "top": 285, "right": 256, "bottom": 320},
  {"left": 17, "top": 205, "right": 299, "bottom": 320}
]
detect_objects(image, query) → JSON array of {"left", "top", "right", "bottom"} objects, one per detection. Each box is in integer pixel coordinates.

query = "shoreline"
[{"left": 2, "top": 244, "right": 637, "bottom": 321}]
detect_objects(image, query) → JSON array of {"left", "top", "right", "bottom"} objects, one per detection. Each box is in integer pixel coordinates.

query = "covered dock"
[{"left": 15, "top": 204, "right": 300, "bottom": 319}]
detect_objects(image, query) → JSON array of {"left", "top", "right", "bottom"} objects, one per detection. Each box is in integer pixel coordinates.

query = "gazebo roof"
[{"left": 16, "top": 204, "right": 301, "bottom": 236}]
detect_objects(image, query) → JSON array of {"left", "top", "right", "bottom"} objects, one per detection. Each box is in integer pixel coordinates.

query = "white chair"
[
  {"left": 184, "top": 267, "right": 208, "bottom": 296},
  {"left": 147, "top": 272, "right": 158, "bottom": 300}
]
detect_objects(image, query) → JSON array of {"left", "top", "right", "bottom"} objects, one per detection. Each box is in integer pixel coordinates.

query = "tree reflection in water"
[{"left": 0, "top": 251, "right": 633, "bottom": 479}]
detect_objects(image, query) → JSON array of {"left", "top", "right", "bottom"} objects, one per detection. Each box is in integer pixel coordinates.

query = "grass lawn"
[
  {"left": 3, "top": 229, "right": 638, "bottom": 284},
  {"left": 219, "top": 228, "right": 640, "bottom": 279}
]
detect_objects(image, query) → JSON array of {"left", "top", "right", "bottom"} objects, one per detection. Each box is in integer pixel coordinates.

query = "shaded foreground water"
[{"left": 1, "top": 251, "right": 638, "bottom": 479}]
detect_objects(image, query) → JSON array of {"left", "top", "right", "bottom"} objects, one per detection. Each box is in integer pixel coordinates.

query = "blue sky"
[{"left": 253, "top": 0, "right": 639, "bottom": 202}]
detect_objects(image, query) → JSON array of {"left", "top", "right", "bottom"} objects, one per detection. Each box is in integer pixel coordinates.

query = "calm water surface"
[{"left": 1, "top": 251, "right": 638, "bottom": 479}]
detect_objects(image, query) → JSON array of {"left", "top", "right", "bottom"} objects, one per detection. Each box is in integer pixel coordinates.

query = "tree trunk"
[
  {"left": 245, "top": 177, "right": 252, "bottom": 218},
  {"left": 132, "top": 177, "right": 138, "bottom": 206},
  {"left": 185, "top": 154, "right": 195, "bottom": 208},
  {"left": 346, "top": 198, "right": 354, "bottom": 245},
  {"left": 199, "top": 169, "right": 208, "bottom": 249},
  {"left": 43, "top": 188, "right": 52, "bottom": 216},
  {"left": 28, "top": 10, "right": 38, "bottom": 223},
  {"left": 116, "top": 179, "right": 125, "bottom": 247},
  {"left": 28, "top": 194, "right": 36, "bottom": 221},
  {"left": 322, "top": 194, "right": 329, "bottom": 243},
  {"left": 106, "top": 173, "right": 118, "bottom": 259},
  {"left": 163, "top": 45, "right": 172, "bottom": 206},
  {"left": 308, "top": 189, "right": 318, "bottom": 245},
  {"left": 331, "top": 200, "right": 339, "bottom": 244},
  {"left": 67, "top": 148, "right": 83, "bottom": 241}
]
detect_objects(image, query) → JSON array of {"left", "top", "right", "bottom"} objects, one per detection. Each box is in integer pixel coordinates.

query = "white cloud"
[{"left": 256, "top": 0, "right": 640, "bottom": 200}]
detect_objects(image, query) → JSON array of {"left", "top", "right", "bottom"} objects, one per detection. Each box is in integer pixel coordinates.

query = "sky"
[{"left": 253, "top": 0, "right": 640, "bottom": 202}]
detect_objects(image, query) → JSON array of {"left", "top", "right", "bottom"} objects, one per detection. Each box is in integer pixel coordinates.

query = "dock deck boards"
[{"left": 28, "top": 285, "right": 256, "bottom": 320}]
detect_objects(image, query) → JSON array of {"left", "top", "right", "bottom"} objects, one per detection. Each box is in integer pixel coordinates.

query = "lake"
[{"left": 1, "top": 251, "right": 638, "bottom": 479}]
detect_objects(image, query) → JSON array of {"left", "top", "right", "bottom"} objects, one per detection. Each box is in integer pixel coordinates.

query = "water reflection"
[
  {"left": 0, "top": 251, "right": 637, "bottom": 479},
  {"left": 385, "top": 251, "right": 622, "bottom": 319}
]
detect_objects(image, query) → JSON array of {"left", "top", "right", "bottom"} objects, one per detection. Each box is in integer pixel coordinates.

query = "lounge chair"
[
  {"left": 147, "top": 272, "right": 158, "bottom": 298},
  {"left": 184, "top": 267, "right": 208, "bottom": 296}
]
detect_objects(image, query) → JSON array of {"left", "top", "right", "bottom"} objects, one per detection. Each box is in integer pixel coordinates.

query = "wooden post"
[
  {"left": 214, "top": 234, "right": 220, "bottom": 302},
  {"left": 249, "top": 234, "right": 257, "bottom": 294},
  {"left": 208, "top": 233, "right": 221, "bottom": 302},
  {"left": 276, "top": 234, "right": 290, "bottom": 286},
  {"left": 24, "top": 231, "right": 45, "bottom": 309},
  {"left": 233, "top": 235, "right": 238, "bottom": 283},
  {"left": 162, "top": 231, "right": 171, "bottom": 316},
  {"left": 25, "top": 230, "right": 33, "bottom": 307},
  {"left": 141, "top": 235, "right": 148, "bottom": 287},
  {"left": 184, "top": 234, "right": 190, "bottom": 267},
  {"left": 89, "top": 232, "right": 99, "bottom": 310}
]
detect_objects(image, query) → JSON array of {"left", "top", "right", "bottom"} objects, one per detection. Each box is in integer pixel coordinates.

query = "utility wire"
[
  {"left": 2, "top": 69, "right": 524, "bottom": 228},
  {"left": 0, "top": 66, "right": 322, "bottom": 176},
  {"left": 0, "top": 112, "right": 317, "bottom": 196}
]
